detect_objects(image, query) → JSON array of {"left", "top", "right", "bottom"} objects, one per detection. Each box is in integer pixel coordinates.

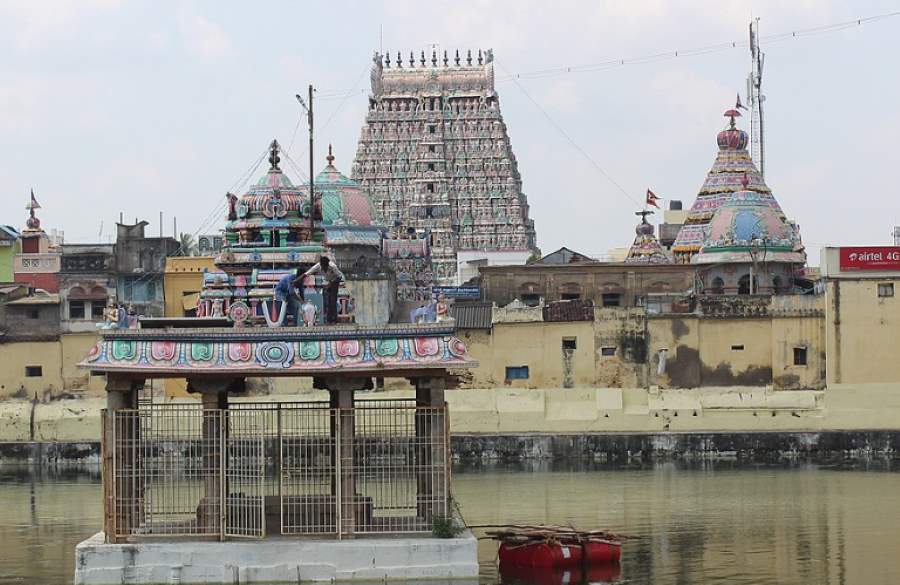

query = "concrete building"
[
  {"left": 58, "top": 243, "right": 116, "bottom": 333},
  {"left": 114, "top": 221, "right": 180, "bottom": 316},
  {"left": 820, "top": 245, "right": 900, "bottom": 385},
  {"left": 163, "top": 256, "right": 216, "bottom": 317},
  {"left": 478, "top": 262, "right": 695, "bottom": 308},
  {"left": 0, "top": 225, "right": 19, "bottom": 282}
]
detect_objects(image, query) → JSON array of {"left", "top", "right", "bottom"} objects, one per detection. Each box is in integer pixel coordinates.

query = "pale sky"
[{"left": 2, "top": 1, "right": 899, "bottom": 264}]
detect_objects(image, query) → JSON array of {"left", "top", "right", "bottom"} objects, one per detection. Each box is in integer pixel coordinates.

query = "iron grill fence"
[{"left": 101, "top": 400, "right": 449, "bottom": 542}]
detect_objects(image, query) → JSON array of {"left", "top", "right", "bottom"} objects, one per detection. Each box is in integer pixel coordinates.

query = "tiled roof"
[{"left": 450, "top": 302, "right": 492, "bottom": 329}]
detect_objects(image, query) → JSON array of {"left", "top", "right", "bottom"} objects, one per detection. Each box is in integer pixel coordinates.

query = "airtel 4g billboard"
[{"left": 839, "top": 246, "right": 900, "bottom": 271}]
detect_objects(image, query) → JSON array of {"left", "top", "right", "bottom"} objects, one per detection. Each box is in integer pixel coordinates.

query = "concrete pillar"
[
  {"left": 328, "top": 377, "right": 366, "bottom": 537},
  {"left": 188, "top": 377, "right": 237, "bottom": 539},
  {"left": 104, "top": 374, "right": 144, "bottom": 543},
  {"left": 414, "top": 376, "right": 448, "bottom": 525}
]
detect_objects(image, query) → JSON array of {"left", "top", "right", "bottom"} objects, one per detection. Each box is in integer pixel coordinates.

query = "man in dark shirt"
[{"left": 303, "top": 256, "right": 345, "bottom": 324}]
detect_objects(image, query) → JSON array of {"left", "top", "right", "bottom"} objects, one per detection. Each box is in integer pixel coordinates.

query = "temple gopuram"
[
  {"left": 352, "top": 49, "right": 539, "bottom": 285},
  {"left": 74, "top": 140, "right": 479, "bottom": 583}
]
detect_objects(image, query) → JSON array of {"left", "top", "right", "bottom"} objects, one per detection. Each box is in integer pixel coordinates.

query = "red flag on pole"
[{"left": 646, "top": 189, "right": 660, "bottom": 209}]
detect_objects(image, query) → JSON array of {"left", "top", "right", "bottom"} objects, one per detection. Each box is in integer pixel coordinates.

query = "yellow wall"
[
  {"left": 0, "top": 340, "right": 63, "bottom": 399},
  {"left": 826, "top": 278, "right": 900, "bottom": 385},
  {"left": 476, "top": 321, "right": 595, "bottom": 388},
  {"left": 163, "top": 256, "right": 215, "bottom": 317}
]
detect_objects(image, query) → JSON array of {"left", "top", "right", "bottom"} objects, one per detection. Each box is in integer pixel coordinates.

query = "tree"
[{"left": 177, "top": 232, "right": 198, "bottom": 257}]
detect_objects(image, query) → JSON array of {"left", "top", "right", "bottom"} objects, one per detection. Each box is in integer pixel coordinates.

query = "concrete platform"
[{"left": 74, "top": 532, "right": 480, "bottom": 584}]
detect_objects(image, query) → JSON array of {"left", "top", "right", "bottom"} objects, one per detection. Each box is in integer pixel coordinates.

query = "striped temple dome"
[
  {"left": 303, "top": 146, "right": 375, "bottom": 227},
  {"left": 672, "top": 108, "right": 775, "bottom": 262}
]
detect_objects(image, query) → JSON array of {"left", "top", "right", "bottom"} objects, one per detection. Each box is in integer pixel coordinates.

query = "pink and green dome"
[
  {"left": 692, "top": 190, "right": 805, "bottom": 265},
  {"left": 304, "top": 147, "right": 375, "bottom": 227},
  {"left": 672, "top": 108, "right": 773, "bottom": 259}
]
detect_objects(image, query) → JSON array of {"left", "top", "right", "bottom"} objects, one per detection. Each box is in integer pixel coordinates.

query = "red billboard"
[{"left": 839, "top": 246, "right": 900, "bottom": 271}]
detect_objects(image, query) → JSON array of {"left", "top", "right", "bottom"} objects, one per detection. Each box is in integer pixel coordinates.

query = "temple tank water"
[{"left": 0, "top": 462, "right": 898, "bottom": 584}]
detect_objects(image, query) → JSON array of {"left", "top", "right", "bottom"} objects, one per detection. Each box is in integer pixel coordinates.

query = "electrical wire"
[
  {"left": 494, "top": 10, "right": 900, "bottom": 83},
  {"left": 497, "top": 62, "right": 643, "bottom": 207}
]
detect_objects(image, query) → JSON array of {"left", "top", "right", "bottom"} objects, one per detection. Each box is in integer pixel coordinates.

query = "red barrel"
[{"left": 499, "top": 540, "right": 621, "bottom": 569}]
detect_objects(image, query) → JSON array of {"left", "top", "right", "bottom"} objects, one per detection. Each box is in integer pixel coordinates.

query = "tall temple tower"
[{"left": 352, "top": 49, "right": 538, "bottom": 285}]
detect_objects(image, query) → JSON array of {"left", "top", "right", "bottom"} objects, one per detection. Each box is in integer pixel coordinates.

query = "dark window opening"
[
  {"left": 25, "top": 366, "right": 42, "bottom": 377},
  {"left": 27, "top": 309, "right": 39, "bottom": 319},
  {"left": 428, "top": 144, "right": 436, "bottom": 153},
  {"left": 878, "top": 283, "right": 894, "bottom": 298},
  {"left": 427, "top": 183, "right": 435, "bottom": 193},
  {"left": 601, "top": 293, "right": 621, "bottom": 307},
  {"left": 521, "top": 293, "right": 540, "bottom": 307},
  {"left": 738, "top": 274, "right": 758, "bottom": 295},
  {"left": 709, "top": 277, "right": 725, "bottom": 295},
  {"left": 428, "top": 163, "right": 435, "bottom": 171},
  {"left": 505, "top": 366, "right": 529, "bottom": 380},
  {"left": 793, "top": 347, "right": 808, "bottom": 366},
  {"left": 90, "top": 370, "right": 106, "bottom": 377},
  {"left": 428, "top": 125, "right": 436, "bottom": 134},
  {"left": 601, "top": 347, "right": 616, "bottom": 356},
  {"left": 731, "top": 345, "right": 745, "bottom": 351},
  {"left": 561, "top": 292, "right": 580, "bottom": 301},
  {"left": 562, "top": 338, "right": 577, "bottom": 351},
  {"left": 69, "top": 300, "right": 85, "bottom": 319},
  {"left": 91, "top": 302, "right": 106, "bottom": 319}
]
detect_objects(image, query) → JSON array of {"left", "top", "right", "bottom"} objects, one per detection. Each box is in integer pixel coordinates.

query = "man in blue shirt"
[{"left": 274, "top": 271, "right": 303, "bottom": 326}]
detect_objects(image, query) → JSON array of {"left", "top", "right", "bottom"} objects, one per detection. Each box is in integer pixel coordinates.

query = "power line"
[
  {"left": 497, "top": 62, "right": 643, "bottom": 208},
  {"left": 495, "top": 10, "right": 900, "bottom": 83}
]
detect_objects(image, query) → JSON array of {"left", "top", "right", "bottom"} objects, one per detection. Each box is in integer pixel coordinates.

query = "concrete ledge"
[{"left": 74, "top": 531, "right": 479, "bottom": 584}]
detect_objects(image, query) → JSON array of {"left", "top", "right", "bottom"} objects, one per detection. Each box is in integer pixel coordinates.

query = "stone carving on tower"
[{"left": 352, "top": 48, "right": 538, "bottom": 284}]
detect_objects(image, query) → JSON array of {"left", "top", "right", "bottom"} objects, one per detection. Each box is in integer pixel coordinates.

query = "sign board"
[
  {"left": 431, "top": 285, "right": 481, "bottom": 300},
  {"left": 838, "top": 246, "right": 900, "bottom": 271}
]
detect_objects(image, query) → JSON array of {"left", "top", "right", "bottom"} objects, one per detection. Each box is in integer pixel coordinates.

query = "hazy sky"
[{"left": 2, "top": 1, "right": 899, "bottom": 264}]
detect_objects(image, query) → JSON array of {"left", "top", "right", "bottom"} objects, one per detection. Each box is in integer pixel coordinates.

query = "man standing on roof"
[{"left": 303, "top": 256, "right": 345, "bottom": 324}]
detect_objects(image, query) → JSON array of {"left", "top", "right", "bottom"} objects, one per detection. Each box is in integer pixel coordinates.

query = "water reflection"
[{"left": 0, "top": 461, "right": 898, "bottom": 585}]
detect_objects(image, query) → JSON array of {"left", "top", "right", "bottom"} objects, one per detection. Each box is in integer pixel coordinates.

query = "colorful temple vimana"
[
  {"left": 672, "top": 108, "right": 782, "bottom": 264},
  {"left": 198, "top": 140, "right": 381, "bottom": 325}
]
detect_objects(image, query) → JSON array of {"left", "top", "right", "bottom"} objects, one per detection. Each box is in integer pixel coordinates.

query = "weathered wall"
[
  {"left": 480, "top": 321, "right": 595, "bottom": 388},
  {"left": 2, "top": 383, "right": 898, "bottom": 446},
  {"left": 60, "top": 333, "right": 105, "bottom": 394},
  {"left": 344, "top": 277, "right": 394, "bottom": 326},
  {"left": 825, "top": 278, "right": 900, "bottom": 385},
  {"left": 594, "top": 308, "right": 647, "bottom": 388},
  {"left": 163, "top": 256, "right": 215, "bottom": 317},
  {"left": 0, "top": 340, "right": 63, "bottom": 399}
]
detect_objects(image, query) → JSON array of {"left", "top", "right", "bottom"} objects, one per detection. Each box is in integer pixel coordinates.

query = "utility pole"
[
  {"left": 747, "top": 18, "right": 765, "bottom": 177},
  {"left": 296, "top": 85, "right": 315, "bottom": 236}
]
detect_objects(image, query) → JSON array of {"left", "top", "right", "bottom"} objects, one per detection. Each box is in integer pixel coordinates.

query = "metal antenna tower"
[{"left": 747, "top": 18, "right": 766, "bottom": 177}]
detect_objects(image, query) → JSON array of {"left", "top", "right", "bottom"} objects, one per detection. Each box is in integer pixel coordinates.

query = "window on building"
[
  {"left": 562, "top": 338, "right": 577, "bottom": 350},
  {"left": 878, "top": 283, "right": 894, "bottom": 298},
  {"left": 772, "top": 275, "right": 784, "bottom": 294},
  {"left": 710, "top": 277, "right": 725, "bottom": 295},
  {"left": 505, "top": 366, "right": 529, "bottom": 380},
  {"left": 561, "top": 292, "right": 580, "bottom": 301},
  {"left": 793, "top": 347, "right": 808, "bottom": 366},
  {"left": 428, "top": 144, "right": 436, "bottom": 153},
  {"left": 91, "top": 301, "right": 106, "bottom": 320},
  {"left": 428, "top": 163, "right": 435, "bottom": 171},
  {"left": 601, "top": 347, "right": 616, "bottom": 356},
  {"left": 738, "top": 274, "right": 758, "bottom": 295},
  {"left": 69, "top": 300, "right": 85, "bottom": 319},
  {"left": 428, "top": 125, "right": 436, "bottom": 134},
  {"left": 25, "top": 366, "right": 42, "bottom": 377},
  {"left": 123, "top": 277, "right": 157, "bottom": 302},
  {"left": 731, "top": 345, "right": 745, "bottom": 351},
  {"left": 521, "top": 293, "right": 541, "bottom": 307},
  {"left": 27, "top": 309, "right": 39, "bottom": 319},
  {"left": 427, "top": 183, "right": 435, "bottom": 193},
  {"left": 601, "top": 293, "right": 621, "bottom": 307}
]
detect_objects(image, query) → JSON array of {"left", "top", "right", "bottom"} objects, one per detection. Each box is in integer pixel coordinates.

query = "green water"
[{"left": 1, "top": 462, "right": 898, "bottom": 584}]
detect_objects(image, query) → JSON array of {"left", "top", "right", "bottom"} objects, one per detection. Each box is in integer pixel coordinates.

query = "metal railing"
[{"left": 101, "top": 400, "right": 448, "bottom": 542}]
